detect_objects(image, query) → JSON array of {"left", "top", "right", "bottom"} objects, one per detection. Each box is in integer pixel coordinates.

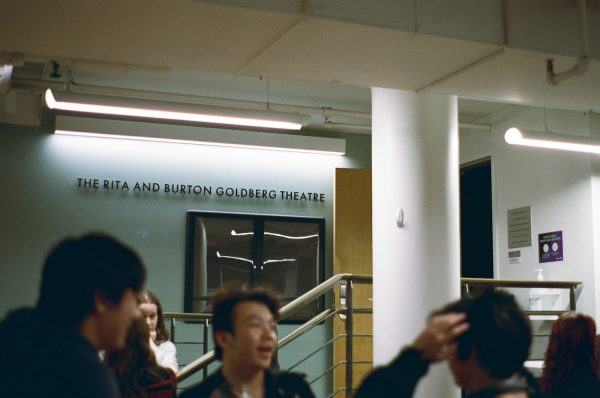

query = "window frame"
[{"left": 184, "top": 211, "right": 326, "bottom": 322}]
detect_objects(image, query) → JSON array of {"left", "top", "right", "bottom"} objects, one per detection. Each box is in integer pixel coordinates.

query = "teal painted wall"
[{"left": 0, "top": 116, "right": 371, "bottom": 396}]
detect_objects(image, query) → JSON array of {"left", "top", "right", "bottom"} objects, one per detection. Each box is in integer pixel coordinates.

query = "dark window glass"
[{"left": 185, "top": 212, "right": 325, "bottom": 321}]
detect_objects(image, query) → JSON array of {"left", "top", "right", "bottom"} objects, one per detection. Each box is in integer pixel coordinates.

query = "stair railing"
[{"left": 165, "top": 273, "right": 373, "bottom": 397}]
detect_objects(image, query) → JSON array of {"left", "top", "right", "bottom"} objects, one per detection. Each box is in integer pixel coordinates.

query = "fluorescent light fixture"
[
  {"left": 505, "top": 127, "right": 600, "bottom": 154},
  {"left": 45, "top": 89, "right": 309, "bottom": 130},
  {"left": 55, "top": 115, "right": 346, "bottom": 155}
]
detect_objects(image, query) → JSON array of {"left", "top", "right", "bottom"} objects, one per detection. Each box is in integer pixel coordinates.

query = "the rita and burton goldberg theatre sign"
[{"left": 76, "top": 178, "right": 326, "bottom": 202}]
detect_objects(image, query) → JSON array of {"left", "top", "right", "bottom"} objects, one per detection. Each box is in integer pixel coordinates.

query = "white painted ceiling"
[{"left": 1, "top": 0, "right": 599, "bottom": 132}]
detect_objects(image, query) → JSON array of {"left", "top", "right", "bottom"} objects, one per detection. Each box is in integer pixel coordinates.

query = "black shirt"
[
  {"left": 0, "top": 308, "right": 120, "bottom": 398},
  {"left": 179, "top": 367, "right": 315, "bottom": 398}
]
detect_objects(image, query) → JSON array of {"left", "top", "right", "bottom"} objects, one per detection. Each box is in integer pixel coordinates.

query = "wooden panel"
[{"left": 333, "top": 168, "right": 372, "bottom": 396}]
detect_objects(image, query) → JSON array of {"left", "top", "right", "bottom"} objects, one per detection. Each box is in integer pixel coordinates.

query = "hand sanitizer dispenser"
[{"left": 528, "top": 269, "right": 558, "bottom": 311}]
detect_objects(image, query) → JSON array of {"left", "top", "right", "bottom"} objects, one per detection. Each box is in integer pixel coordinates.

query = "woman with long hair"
[
  {"left": 540, "top": 312, "right": 600, "bottom": 397},
  {"left": 138, "top": 290, "right": 178, "bottom": 373},
  {"left": 105, "top": 317, "right": 176, "bottom": 398}
]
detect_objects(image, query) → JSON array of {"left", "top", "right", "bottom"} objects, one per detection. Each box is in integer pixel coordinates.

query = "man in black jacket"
[
  {"left": 0, "top": 233, "right": 146, "bottom": 398},
  {"left": 355, "top": 289, "right": 537, "bottom": 398},
  {"left": 180, "top": 283, "right": 315, "bottom": 398}
]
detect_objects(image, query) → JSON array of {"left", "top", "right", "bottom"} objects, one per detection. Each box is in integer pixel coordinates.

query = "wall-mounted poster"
[{"left": 538, "top": 231, "right": 563, "bottom": 263}]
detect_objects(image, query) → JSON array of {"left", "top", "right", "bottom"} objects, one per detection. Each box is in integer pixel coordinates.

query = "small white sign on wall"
[{"left": 508, "top": 249, "right": 522, "bottom": 264}]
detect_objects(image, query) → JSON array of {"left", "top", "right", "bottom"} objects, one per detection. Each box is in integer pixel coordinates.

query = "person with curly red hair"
[{"left": 540, "top": 312, "right": 600, "bottom": 397}]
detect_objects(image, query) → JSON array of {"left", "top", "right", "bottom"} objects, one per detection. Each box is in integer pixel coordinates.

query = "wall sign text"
[{"left": 76, "top": 178, "right": 326, "bottom": 202}]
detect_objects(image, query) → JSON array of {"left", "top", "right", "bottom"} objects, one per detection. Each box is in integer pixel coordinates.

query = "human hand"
[
  {"left": 410, "top": 313, "right": 469, "bottom": 362},
  {"left": 150, "top": 330, "right": 157, "bottom": 341}
]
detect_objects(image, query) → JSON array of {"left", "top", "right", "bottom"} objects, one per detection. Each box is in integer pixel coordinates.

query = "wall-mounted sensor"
[{"left": 396, "top": 208, "right": 404, "bottom": 227}]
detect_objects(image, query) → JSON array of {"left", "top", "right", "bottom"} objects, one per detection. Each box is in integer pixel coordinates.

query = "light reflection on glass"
[
  {"left": 231, "top": 230, "right": 318, "bottom": 240},
  {"left": 215, "top": 250, "right": 254, "bottom": 265}
]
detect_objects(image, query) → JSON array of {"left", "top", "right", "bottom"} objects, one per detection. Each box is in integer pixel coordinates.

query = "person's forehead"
[
  {"left": 139, "top": 302, "right": 157, "bottom": 312},
  {"left": 233, "top": 300, "right": 274, "bottom": 321}
]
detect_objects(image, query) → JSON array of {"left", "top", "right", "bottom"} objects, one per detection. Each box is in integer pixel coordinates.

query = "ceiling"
[{"left": 1, "top": 0, "right": 598, "bottom": 133}]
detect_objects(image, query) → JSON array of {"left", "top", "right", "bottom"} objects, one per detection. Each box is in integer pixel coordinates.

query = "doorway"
[{"left": 460, "top": 159, "right": 493, "bottom": 278}]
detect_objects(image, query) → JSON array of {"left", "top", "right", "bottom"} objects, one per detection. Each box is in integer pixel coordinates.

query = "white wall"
[{"left": 460, "top": 106, "right": 597, "bottom": 318}]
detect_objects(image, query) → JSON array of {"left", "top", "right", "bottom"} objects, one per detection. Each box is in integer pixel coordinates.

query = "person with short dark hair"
[
  {"left": 540, "top": 312, "right": 600, "bottom": 398},
  {"left": 0, "top": 233, "right": 146, "bottom": 398},
  {"left": 355, "top": 289, "right": 534, "bottom": 398},
  {"left": 138, "top": 290, "right": 178, "bottom": 373},
  {"left": 106, "top": 316, "right": 177, "bottom": 398},
  {"left": 179, "top": 281, "right": 316, "bottom": 398}
]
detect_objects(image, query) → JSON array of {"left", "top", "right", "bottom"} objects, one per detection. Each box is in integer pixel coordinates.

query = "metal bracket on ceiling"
[{"left": 546, "top": 0, "right": 590, "bottom": 85}]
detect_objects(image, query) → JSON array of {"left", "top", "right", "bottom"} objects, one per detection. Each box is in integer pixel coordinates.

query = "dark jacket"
[
  {"left": 0, "top": 308, "right": 120, "bottom": 398},
  {"left": 179, "top": 367, "right": 315, "bottom": 398},
  {"left": 354, "top": 348, "right": 533, "bottom": 398},
  {"left": 354, "top": 348, "right": 430, "bottom": 398},
  {"left": 120, "top": 369, "right": 177, "bottom": 398}
]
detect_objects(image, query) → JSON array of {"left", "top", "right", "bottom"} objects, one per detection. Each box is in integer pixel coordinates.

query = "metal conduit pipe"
[{"left": 546, "top": 0, "right": 590, "bottom": 85}]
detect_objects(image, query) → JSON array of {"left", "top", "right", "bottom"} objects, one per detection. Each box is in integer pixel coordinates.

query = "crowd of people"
[{"left": 1, "top": 231, "right": 600, "bottom": 398}]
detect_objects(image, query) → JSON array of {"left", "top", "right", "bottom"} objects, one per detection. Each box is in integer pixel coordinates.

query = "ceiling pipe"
[
  {"left": 546, "top": 0, "right": 589, "bottom": 85},
  {"left": 324, "top": 120, "right": 371, "bottom": 133},
  {"left": 459, "top": 122, "right": 492, "bottom": 132},
  {"left": 321, "top": 120, "right": 490, "bottom": 133}
]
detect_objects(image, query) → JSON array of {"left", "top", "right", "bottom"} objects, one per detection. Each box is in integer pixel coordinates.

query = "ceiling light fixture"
[
  {"left": 45, "top": 89, "right": 309, "bottom": 130},
  {"left": 504, "top": 127, "right": 600, "bottom": 155},
  {"left": 54, "top": 116, "right": 346, "bottom": 155}
]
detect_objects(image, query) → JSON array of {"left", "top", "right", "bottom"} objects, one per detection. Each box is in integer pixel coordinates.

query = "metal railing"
[
  {"left": 461, "top": 277, "right": 584, "bottom": 367},
  {"left": 166, "top": 276, "right": 583, "bottom": 396},
  {"left": 166, "top": 273, "right": 373, "bottom": 397},
  {"left": 161, "top": 312, "right": 212, "bottom": 379},
  {"left": 461, "top": 278, "right": 583, "bottom": 310}
]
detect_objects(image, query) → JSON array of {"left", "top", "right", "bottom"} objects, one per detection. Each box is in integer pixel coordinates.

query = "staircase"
[{"left": 164, "top": 274, "right": 373, "bottom": 398}]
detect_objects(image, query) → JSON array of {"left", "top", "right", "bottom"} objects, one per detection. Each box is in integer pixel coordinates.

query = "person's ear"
[
  {"left": 215, "top": 330, "right": 233, "bottom": 351},
  {"left": 93, "top": 292, "right": 111, "bottom": 315}
]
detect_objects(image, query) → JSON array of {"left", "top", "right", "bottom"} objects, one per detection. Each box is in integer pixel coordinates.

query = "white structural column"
[
  {"left": 371, "top": 88, "right": 461, "bottom": 398},
  {"left": 590, "top": 111, "right": 600, "bottom": 323}
]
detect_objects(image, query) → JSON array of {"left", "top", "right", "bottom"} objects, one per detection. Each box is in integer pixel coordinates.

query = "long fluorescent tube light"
[
  {"left": 505, "top": 127, "right": 600, "bottom": 154},
  {"left": 55, "top": 115, "right": 346, "bottom": 155},
  {"left": 45, "top": 89, "right": 309, "bottom": 130}
]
